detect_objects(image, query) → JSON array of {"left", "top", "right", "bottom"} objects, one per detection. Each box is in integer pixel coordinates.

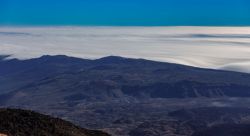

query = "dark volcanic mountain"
[
  {"left": 1, "top": 55, "right": 250, "bottom": 105},
  {"left": 1, "top": 55, "right": 250, "bottom": 135},
  {"left": 0, "top": 108, "right": 110, "bottom": 136}
]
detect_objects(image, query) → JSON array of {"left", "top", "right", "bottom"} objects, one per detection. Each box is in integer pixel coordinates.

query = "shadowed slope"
[{"left": 0, "top": 108, "right": 110, "bottom": 136}]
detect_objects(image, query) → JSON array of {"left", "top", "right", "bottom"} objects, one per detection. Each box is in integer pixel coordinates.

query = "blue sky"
[{"left": 0, "top": 0, "right": 250, "bottom": 26}]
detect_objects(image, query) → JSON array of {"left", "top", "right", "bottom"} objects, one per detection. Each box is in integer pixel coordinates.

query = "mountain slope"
[
  {"left": 192, "top": 124, "right": 250, "bottom": 136},
  {"left": 1, "top": 55, "right": 250, "bottom": 106},
  {"left": 2, "top": 55, "right": 250, "bottom": 135},
  {"left": 129, "top": 107, "right": 250, "bottom": 136},
  {"left": 0, "top": 108, "right": 110, "bottom": 136}
]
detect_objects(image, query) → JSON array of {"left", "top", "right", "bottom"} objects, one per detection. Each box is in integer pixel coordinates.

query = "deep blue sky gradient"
[{"left": 0, "top": 0, "right": 250, "bottom": 26}]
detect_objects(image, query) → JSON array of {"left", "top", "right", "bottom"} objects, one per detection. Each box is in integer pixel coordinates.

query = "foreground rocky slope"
[{"left": 0, "top": 108, "right": 110, "bottom": 136}]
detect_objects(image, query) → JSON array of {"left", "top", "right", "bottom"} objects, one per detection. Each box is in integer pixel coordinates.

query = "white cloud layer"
[{"left": 0, "top": 26, "right": 250, "bottom": 73}]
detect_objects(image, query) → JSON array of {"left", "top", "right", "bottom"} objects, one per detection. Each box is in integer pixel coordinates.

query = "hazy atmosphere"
[
  {"left": 1, "top": 26, "right": 250, "bottom": 73},
  {"left": 1, "top": 0, "right": 250, "bottom": 73}
]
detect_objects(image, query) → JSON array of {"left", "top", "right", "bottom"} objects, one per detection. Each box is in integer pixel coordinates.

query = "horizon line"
[{"left": 1, "top": 25, "right": 250, "bottom": 28}]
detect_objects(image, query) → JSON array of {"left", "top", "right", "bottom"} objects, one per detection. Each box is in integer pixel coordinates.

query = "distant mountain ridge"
[{"left": 1, "top": 55, "right": 250, "bottom": 105}]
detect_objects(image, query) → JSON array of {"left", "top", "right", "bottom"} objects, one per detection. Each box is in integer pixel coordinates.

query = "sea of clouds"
[{"left": 0, "top": 26, "right": 250, "bottom": 73}]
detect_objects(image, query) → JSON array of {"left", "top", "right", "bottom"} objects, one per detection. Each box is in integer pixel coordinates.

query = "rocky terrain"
[
  {"left": 192, "top": 124, "right": 250, "bottom": 136},
  {"left": 0, "top": 108, "right": 110, "bottom": 136},
  {"left": 1, "top": 55, "right": 250, "bottom": 135},
  {"left": 129, "top": 107, "right": 250, "bottom": 136}
]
